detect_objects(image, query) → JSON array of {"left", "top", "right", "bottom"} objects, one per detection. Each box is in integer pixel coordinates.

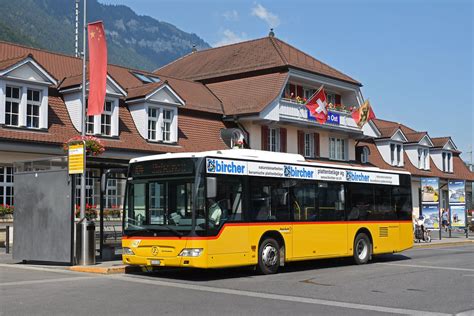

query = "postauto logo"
[
  {"left": 206, "top": 159, "right": 246, "bottom": 175},
  {"left": 346, "top": 171, "right": 370, "bottom": 182},
  {"left": 284, "top": 165, "right": 315, "bottom": 179}
]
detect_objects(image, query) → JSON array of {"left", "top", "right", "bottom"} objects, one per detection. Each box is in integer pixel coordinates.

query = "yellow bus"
[{"left": 122, "top": 149, "right": 413, "bottom": 274}]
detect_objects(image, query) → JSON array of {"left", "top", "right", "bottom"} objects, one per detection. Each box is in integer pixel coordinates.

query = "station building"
[{"left": 1, "top": 32, "right": 473, "bottom": 222}]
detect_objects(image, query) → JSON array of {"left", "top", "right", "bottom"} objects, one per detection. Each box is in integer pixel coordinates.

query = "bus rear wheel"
[
  {"left": 258, "top": 238, "right": 280, "bottom": 274},
  {"left": 353, "top": 233, "right": 371, "bottom": 265}
]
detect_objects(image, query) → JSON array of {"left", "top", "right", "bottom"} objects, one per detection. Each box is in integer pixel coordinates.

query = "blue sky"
[{"left": 102, "top": 0, "right": 473, "bottom": 161}]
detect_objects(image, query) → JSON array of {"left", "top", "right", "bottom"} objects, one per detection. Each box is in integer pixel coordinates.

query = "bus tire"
[
  {"left": 258, "top": 238, "right": 280, "bottom": 274},
  {"left": 353, "top": 233, "right": 371, "bottom": 265}
]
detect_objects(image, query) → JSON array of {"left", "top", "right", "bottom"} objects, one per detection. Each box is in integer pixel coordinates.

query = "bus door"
[
  {"left": 292, "top": 182, "right": 347, "bottom": 258},
  {"left": 205, "top": 176, "right": 249, "bottom": 267}
]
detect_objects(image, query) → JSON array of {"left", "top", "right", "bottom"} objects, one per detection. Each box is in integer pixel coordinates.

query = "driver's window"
[{"left": 207, "top": 176, "right": 243, "bottom": 234}]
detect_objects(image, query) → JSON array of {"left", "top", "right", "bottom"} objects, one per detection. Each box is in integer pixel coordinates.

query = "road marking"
[
  {"left": 0, "top": 276, "right": 98, "bottom": 287},
  {"left": 112, "top": 275, "right": 450, "bottom": 316},
  {"left": 0, "top": 263, "right": 81, "bottom": 275},
  {"left": 377, "top": 262, "right": 474, "bottom": 272}
]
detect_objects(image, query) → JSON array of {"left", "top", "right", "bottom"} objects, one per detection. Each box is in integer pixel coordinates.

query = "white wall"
[
  {"left": 0, "top": 151, "right": 56, "bottom": 164},
  {"left": 128, "top": 102, "right": 148, "bottom": 140},
  {"left": 411, "top": 178, "right": 420, "bottom": 217},
  {"left": 9, "top": 64, "right": 44, "bottom": 82},
  {"left": 0, "top": 80, "right": 5, "bottom": 124},
  {"left": 63, "top": 92, "right": 83, "bottom": 132}
]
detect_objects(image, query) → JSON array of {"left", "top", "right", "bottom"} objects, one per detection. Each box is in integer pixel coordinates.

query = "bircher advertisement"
[
  {"left": 448, "top": 180, "right": 465, "bottom": 204},
  {"left": 450, "top": 205, "right": 466, "bottom": 227},
  {"left": 421, "top": 178, "right": 439, "bottom": 203},
  {"left": 422, "top": 204, "right": 440, "bottom": 229}
]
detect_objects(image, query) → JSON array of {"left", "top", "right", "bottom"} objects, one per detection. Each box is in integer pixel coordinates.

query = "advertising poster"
[
  {"left": 421, "top": 178, "right": 439, "bottom": 203},
  {"left": 450, "top": 205, "right": 466, "bottom": 227},
  {"left": 422, "top": 204, "right": 440, "bottom": 229},
  {"left": 448, "top": 180, "right": 465, "bottom": 204}
]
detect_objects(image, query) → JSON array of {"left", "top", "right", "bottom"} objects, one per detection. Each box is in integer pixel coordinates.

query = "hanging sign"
[{"left": 68, "top": 143, "right": 85, "bottom": 174}]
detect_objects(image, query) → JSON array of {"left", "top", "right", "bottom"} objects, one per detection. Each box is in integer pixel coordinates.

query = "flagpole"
[{"left": 80, "top": 0, "right": 87, "bottom": 223}]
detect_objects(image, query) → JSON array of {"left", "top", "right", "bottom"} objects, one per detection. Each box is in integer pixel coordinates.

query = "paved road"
[{"left": 1, "top": 245, "right": 473, "bottom": 315}]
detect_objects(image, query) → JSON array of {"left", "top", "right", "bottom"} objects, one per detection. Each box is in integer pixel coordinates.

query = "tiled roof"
[
  {"left": 431, "top": 137, "right": 451, "bottom": 148},
  {"left": 405, "top": 131, "right": 428, "bottom": 143},
  {"left": 0, "top": 41, "right": 222, "bottom": 114},
  {"left": 0, "top": 41, "right": 230, "bottom": 154},
  {"left": 372, "top": 118, "right": 420, "bottom": 140},
  {"left": 357, "top": 139, "right": 474, "bottom": 181},
  {"left": 206, "top": 72, "right": 288, "bottom": 115},
  {"left": 156, "top": 36, "right": 361, "bottom": 85}
]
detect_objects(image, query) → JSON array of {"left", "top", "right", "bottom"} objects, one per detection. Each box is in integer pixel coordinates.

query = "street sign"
[{"left": 68, "top": 143, "right": 85, "bottom": 174}]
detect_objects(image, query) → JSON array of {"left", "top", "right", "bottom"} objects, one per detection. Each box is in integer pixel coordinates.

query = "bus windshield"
[{"left": 124, "top": 177, "right": 206, "bottom": 237}]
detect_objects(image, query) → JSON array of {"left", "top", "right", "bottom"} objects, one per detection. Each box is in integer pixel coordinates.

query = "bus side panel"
[
  {"left": 206, "top": 225, "right": 251, "bottom": 268},
  {"left": 347, "top": 223, "right": 401, "bottom": 255},
  {"left": 247, "top": 224, "right": 293, "bottom": 264},
  {"left": 399, "top": 222, "right": 414, "bottom": 251}
]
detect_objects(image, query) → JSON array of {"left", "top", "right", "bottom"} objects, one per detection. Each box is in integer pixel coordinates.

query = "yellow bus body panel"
[{"left": 123, "top": 221, "right": 413, "bottom": 269}]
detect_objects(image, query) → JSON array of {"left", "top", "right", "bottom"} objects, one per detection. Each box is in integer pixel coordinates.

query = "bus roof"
[{"left": 130, "top": 149, "right": 411, "bottom": 176}]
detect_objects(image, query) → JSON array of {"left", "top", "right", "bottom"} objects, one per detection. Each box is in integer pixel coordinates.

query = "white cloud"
[
  {"left": 213, "top": 29, "right": 247, "bottom": 47},
  {"left": 251, "top": 4, "right": 280, "bottom": 28},
  {"left": 222, "top": 10, "right": 239, "bottom": 21}
]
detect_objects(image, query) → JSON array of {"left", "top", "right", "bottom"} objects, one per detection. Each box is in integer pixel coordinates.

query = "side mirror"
[{"left": 206, "top": 177, "right": 217, "bottom": 199}]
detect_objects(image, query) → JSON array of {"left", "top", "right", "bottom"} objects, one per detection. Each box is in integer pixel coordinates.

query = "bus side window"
[
  {"left": 292, "top": 182, "right": 317, "bottom": 221},
  {"left": 207, "top": 176, "right": 244, "bottom": 234},
  {"left": 249, "top": 177, "right": 290, "bottom": 221},
  {"left": 318, "top": 182, "right": 345, "bottom": 221}
]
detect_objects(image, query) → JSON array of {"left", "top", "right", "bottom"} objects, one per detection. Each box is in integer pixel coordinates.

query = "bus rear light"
[{"left": 179, "top": 248, "right": 203, "bottom": 257}]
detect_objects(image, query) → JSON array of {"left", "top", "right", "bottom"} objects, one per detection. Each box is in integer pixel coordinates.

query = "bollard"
[
  {"left": 5, "top": 225, "right": 9, "bottom": 254},
  {"left": 76, "top": 219, "right": 96, "bottom": 265}
]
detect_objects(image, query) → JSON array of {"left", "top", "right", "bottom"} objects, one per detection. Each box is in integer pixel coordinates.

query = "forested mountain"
[{"left": 0, "top": 0, "right": 210, "bottom": 71}]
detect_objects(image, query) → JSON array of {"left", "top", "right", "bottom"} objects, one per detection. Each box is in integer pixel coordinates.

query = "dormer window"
[
  {"left": 361, "top": 147, "right": 370, "bottom": 164},
  {"left": 390, "top": 143, "right": 403, "bottom": 166},
  {"left": 26, "top": 89, "right": 41, "bottom": 128},
  {"left": 85, "top": 99, "right": 118, "bottom": 137},
  {"left": 5, "top": 86, "right": 20, "bottom": 126},
  {"left": 417, "top": 148, "right": 429, "bottom": 170},
  {"left": 146, "top": 106, "right": 177, "bottom": 143},
  {"left": 442, "top": 152, "right": 452, "bottom": 172}
]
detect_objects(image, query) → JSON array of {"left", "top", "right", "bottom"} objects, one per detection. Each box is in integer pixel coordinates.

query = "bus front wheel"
[
  {"left": 353, "top": 233, "right": 371, "bottom": 265},
  {"left": 258, "top": 238, "right": 280, "bottom": 274}
]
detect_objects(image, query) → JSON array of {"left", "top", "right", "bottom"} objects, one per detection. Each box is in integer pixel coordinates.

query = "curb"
[
  {"left": 69, "top": 265, "right": 143, "bottom": 274},
  {"left": 413, "top": 240, "right": 474, "bottom": 249}
]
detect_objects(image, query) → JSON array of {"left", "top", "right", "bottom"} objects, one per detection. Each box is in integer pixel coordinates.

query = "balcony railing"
[{"left": 279, "top": 98, "right": 359, "bottom": 130}]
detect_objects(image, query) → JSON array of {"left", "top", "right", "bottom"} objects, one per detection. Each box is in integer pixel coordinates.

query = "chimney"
[
  {"left": 192, "top": 44, "right": 197, "bottom": 53},
  {"left": 269, "top": 28, "right": 275, "bottom": 37}
]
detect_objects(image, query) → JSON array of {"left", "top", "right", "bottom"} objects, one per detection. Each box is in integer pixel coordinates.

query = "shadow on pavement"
[{"left": 127, "top": 253, "right": 412, "bottom": 282}]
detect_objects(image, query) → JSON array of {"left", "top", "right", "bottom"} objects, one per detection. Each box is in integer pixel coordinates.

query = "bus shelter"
[{"left": 12, "top": 157, "right": 126, "bottom": 264}]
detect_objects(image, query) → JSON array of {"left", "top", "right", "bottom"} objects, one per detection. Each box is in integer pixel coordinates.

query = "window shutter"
[
  {"left": 335, "top": 94, "right": 341, "bottom": 105},
  {"left": 297, "top": 85, "right": 303, "bottom": 98},
  {"left": 261, "top": 125, "right": 269, "bottom": 150},
  {"left": 280, "top": 128, "right": 287, "bottom": 153},
  {"left": 314, "top": 133, "right": 320, "bottom": 158},
  {"left": 297, "top": 130, "right": 304, "bottom": 155},
  {"left": 289, "top": 84, "right": 296, "bottom": 97}
]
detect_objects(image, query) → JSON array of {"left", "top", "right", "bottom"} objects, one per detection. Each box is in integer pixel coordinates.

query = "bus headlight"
[
  {"left": 123, "top": 247, "right": 135, "bottom": 255},
  {"left": 178, "top": 248, "right": 203, "bottom": 257}
]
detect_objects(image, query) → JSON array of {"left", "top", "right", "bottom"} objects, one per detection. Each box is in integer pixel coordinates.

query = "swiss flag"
[
  {"left": 305, "top": 86, "right": 328, "bottom": 124},
  {"left": 87, "top": 21, "right": 107, "bottom": 116}
]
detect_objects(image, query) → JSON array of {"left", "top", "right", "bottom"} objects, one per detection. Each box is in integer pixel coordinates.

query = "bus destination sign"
[{"left": 130, "top": 159, "right": 194, "bottom": 178}]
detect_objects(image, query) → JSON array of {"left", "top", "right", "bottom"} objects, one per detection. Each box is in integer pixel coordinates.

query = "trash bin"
[{"left": 76, "top": 219, "right": 96, "bottom": 265}]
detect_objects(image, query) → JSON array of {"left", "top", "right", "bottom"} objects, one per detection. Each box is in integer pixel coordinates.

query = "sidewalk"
[{"left": 413, "top": 235, "right": 474, "bottom": 248}]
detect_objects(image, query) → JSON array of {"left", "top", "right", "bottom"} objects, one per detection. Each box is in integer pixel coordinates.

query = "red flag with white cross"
[
  {"left": 87, "top": 21, "right": 107, "bottom": 116},
  {"left": 305, "top": 86, "right": 328, "bottom": 124}
]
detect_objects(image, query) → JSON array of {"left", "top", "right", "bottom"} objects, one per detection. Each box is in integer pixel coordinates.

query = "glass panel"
[
  {"left": 318, "top": 182, "right": 345, "bottom": 221},
  {"left": 149, "top": 182, "right": 166, "bottom": 224}
]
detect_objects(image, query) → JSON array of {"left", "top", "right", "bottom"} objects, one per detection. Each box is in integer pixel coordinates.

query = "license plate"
[{"left": 150, "top": 260, "right": 161, "bottom": 266}]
